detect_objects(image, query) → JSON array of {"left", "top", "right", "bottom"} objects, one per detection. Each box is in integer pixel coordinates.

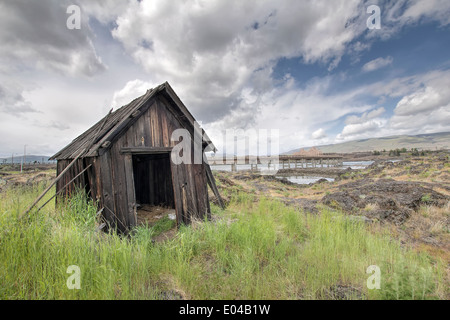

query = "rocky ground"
[
  {"left": 0, "top": 167, "right": 56, "bottom": 192},
  {"left": 211, "top": 153, "right": 450, "bottom": 264},
  {"left": 1, "top": 154, "right": 449, "bottom": 271}
]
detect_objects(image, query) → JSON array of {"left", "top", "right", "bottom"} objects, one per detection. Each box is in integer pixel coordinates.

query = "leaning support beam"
[
  {"left": 35, "top": 164, "right": 92, "bottom": 213},
  {"left": 204, "top": 162, "right": 225, "bottom": 209},
  {"left": 19, "top": 109, "right": 113, "bottom": 220},
  {"left": 19, "top": 153, "right": 84, "bottom": 220}
]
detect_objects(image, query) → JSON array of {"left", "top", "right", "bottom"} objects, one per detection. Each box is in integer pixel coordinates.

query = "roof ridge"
[{"left": 50, "top": 81, "right": 216, "bottom": 160}]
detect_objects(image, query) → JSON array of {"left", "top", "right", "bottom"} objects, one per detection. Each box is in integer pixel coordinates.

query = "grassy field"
[{"left": 0, "top": 179, "right": 447, "bottom": 300}]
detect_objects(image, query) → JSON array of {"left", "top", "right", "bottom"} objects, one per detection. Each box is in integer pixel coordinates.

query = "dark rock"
[
  {"left": 367, "top": 208, "right": 412, "bottom": 225},
  {"left": 217, "top": 176, "right": 236, "bottom": 187},
  {"left": 322, "top": 179, "right": 448, "bottom": 224},
  {"left": 158, "top": 289, "right": 185, "bottom": 300},
  {"left": 324, "top": 284, "right": 365, "bottom": 300},
  {"left": 367, "top": 160, "right": 395, "bottom": 174},
  {"left": 26, "top": 173, "right": 48, "bottom": 185},
  {"left": 322, "top": 190, "right": 362, "bottom": 212}
]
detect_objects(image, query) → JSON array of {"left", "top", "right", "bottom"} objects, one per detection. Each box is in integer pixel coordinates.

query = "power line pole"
[{"left": 21, "top": 145, "right": 27, "bottom": 173}]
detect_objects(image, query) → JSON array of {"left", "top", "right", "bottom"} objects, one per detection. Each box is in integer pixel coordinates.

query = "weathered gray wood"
[
  {"left": 23, "top": 109, "right": 114, "bottom": 219},
  {"left": 124, "top": 154, "right": 137, "bottom": 228},
  {"left": 181, "top": 183, "right": 189, "bottom": 224},
  {"left": 96, "top": 208, "right": 104, "bottom": 217},
  {"left": 48, "top": 82, "right": 223, "bottom": 233},
  {"left": 193, "top": 163, "right": 209, "bottom": 220},
  {"left": 100, "top": 151, "right": 116, "bottom": 230},
  {"left": 97, "top": 100, "right": 156, "bottom": 157},
  {"left": 96, "top": 222, "right": 107, "bottom": 232},
  {"left": 205, "top": 162, "right": 224, "bottom": 209},
  {"left": 120, "top": 147, "right": 173, "bottom": 154},
  {"left": 187, "top": 165, "right": 198, "bottom": 218},
  {"left": 20, "top": 151, "right": 85, "bottom": 219},
  {"left": 36, "top": 164, "right": 92, "bottom": 213},
  {"left": 110, "top": 143, "right": 128, "bottom": 233},
  {"left": 170, "top": 160, "right": 183, "bottom": 227}
]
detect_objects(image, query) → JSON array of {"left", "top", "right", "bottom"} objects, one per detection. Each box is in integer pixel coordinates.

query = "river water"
[{"left": 210, "top": 160, "right": 376, "bottom": 185}]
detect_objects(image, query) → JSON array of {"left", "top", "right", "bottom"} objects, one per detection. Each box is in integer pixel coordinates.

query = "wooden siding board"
[
  {"left": 124, "top": 154, "right": 137, "bottom": 228},
  {"left": 100, "top": 151, "right": 116, "bottom": 230},
  {"left": 193, "top": 163, "right": 208, "bottom": 220},
  {"left": 170, "top": 161, "right": 183, "bottom": 227},
  {"left": 110, "top": 143, "right": 129, "bottom": 233},
  {"left": 121, "top": 147, "right": 173, "bottom": 154},
  {"left": 186, "top": 164, "right": 198, "bottom": 219}
]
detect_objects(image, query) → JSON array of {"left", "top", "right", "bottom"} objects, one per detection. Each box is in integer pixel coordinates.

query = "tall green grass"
[{"left": 0, "top": 185, "right": 446, "bottom": 300}]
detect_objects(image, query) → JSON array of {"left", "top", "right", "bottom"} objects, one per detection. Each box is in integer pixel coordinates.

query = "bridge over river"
[{"left": 207, "top": 154, "right": 344, "bottom": 172}]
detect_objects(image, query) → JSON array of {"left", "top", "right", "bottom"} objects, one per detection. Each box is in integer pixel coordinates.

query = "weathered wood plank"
[
  {"left": 20, "top": 153, "right": 85, "bottom": 219},
  {"left": 124, "top": 154, "right": 137, "bottom": 228},
  {"left": 120, "top": 147, "right": 173, "bottom": 154},
  {"left": 100, "top": 151, "right": 116, "bottom": 230},
  {"left": 186, "top": 164, "right": 199, "bottom": 218},
  {"left": 170, "top": 161, "right": 183, "bottom": 227},
  {"left": 36, "top": 164, "right": 92, "bottom": 213},
  {"left": 181, "top": 183, "right": 189, "bottom": 225},
  {"left": 110, "top": 143, "right": 129, "bottom": 233},
  {"left": 205, "top": 161, "right": 224, "bottom": 209},
  {"left": 192, "top": 163, "right": 207, "bottom": 220}
]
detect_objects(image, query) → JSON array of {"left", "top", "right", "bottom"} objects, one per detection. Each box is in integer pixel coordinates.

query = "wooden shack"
[{"left": 49, "top": 82, "right": 222, "bottom": 233}]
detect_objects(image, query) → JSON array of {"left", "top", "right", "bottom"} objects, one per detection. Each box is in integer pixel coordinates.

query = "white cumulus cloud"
[
  {"left": 362, "top": 57, "right": 393, "bottom": 72},
  {"left": 111, "top": 80, "right": 155, "bottom": 109},
  {"left": 311, "top": 128, "right": 327, "bottom": 140}
]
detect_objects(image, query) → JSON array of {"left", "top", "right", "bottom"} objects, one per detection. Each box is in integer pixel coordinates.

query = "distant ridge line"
[{"left": 285, "top": 131, "right": 450, "bottom": 155}]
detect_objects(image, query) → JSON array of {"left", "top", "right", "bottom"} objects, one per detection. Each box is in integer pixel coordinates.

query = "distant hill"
[
  {"left": 0, "top": 155, "right": 55, "bottom": 165},
  {"left": 285, "top": 132, "right": 450, "bottom": 155}
]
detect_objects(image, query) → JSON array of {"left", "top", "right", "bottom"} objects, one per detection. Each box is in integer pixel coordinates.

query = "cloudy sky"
[{"left": 1, "top": 0, "right": 450, "bottom": 158}]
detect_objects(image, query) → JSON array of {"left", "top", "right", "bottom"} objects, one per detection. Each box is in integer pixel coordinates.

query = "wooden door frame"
[{"left": 121, "top": 147, "right": 180, "bottom": 227}]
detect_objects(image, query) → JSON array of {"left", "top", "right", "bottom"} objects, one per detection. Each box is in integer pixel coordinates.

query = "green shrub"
[{"left": 421, "top": 194, "right": 432, "bottom": 204}]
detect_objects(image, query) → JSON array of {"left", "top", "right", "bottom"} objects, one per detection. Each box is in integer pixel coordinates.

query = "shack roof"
[{"left": 50, "top": 82, "right": 216, "bottom": 160}]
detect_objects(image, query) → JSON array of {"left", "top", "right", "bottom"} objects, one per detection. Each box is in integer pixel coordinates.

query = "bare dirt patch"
[
  {"left": 0, "top": 169, "right": 55, "bottom": 190},
  {"left": 136, "top": 205, "right": 176, "bottom": 225}
]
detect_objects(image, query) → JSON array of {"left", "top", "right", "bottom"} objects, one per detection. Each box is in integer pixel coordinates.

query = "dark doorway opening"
[{"left": 132, "top": 153, "right": 175, "bottom": 208}]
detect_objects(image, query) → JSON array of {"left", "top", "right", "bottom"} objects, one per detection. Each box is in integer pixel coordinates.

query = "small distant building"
[{"left": 50, "top": 82, "right": 221, "bottom": 233}]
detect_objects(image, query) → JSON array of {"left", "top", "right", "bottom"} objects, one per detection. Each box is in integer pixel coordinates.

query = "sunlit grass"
[{"left": 0, "top": 185, "right": 446, "bottom": 300}]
